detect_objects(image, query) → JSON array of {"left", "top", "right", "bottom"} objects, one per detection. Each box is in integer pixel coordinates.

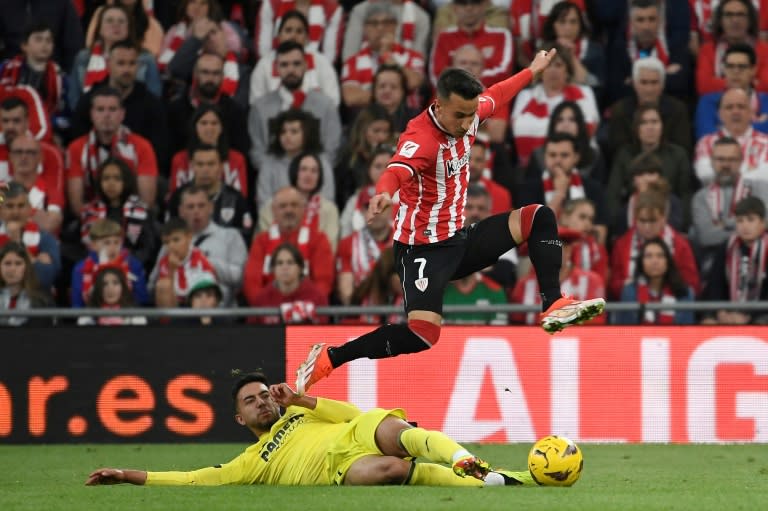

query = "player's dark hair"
[
  {"left": 1, "top": 97, "right": 29, "bottom": 115},
  {"left": 276, "top": 40, "right": 305, "bottom": 57},
  {"left": 714, "top": 0, "right": 758, "bottom": 39},
  {"left": 269, "top": 242, "right": 305, "bottom": 272},
  {"left": 734, "top": 196, "right": 766, "bottom": 218},
  {"left": 436, "top": 68, "right": 484, "bottom": 101},
  {"left": 545, "top": 132, "right": 580, "bottom": 153},
  {"left": 23, "top": 21, "right": 53, "bottom": 42},
  {"left": 724, "top": 42, "right": 757, "bottom": 66},
  {"left": 95, "top": 157, "right": 137, "bottom": 204},
  {"left": 91, "top": 86, "right": 124, "bottom": 107},
  {"left": 288, "top": 152, "right": 324, "bottom": 195},
  {"left": 231, "top": 372, "right": 270, "bottom": 410},
  {"left": 634, "top": 237, "right": 690, "bottom": 298},
  {"left": 278, "top": 10, "right": 310, "bottom": 34},
  {"left": 161, "top": 217, "right": 190, "bottom": 237}
]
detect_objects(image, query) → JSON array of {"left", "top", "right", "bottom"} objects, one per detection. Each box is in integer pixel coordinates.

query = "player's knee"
[{"left": 408, "top": 319, "right": 441, "bottom": 346}]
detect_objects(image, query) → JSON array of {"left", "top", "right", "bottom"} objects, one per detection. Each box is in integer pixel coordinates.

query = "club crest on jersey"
[
  {"left": 399, "top": 141, "right": 420, "bottom": 158},
  {"left": 445, "top": 153, "right": 470, "bottom": 178},
  {"left": 415, "top": 277, "right": 429, "bottom": 292}
]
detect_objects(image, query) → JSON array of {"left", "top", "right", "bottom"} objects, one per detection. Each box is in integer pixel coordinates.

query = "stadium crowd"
[{"left": 1, "top": 0, "right": 767, "bottom": 326}]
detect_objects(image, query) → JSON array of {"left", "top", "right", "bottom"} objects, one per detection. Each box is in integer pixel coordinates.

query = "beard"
[
  {"left": 197, "top": 81, "right": 220, "bottom": 99},
  {"left": 282, "top": 74, "right": 303, "bottom": 91},
  {"left": 716, "top": 171, "right": 737, "bottom": 186}
]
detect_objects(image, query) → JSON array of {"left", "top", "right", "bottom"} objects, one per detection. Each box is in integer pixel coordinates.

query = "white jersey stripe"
[
  {"left": 428, "top": 144, "right": 449, "bottom": 243},
  {"left": 408, "top": 172, "right": 423, "bottom": 245}
]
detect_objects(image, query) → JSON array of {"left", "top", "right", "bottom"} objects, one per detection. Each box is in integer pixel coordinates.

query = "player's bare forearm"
[{"left": 86, "top": 468, "right": 147, "bottom": 485}]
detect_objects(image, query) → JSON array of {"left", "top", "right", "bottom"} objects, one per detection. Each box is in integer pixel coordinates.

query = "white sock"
[{"left": 484, "top": 472, "right": 504, "bottom": 486}]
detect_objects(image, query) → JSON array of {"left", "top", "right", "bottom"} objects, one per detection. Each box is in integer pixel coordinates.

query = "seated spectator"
[
  {"left": 350, "top": 246, "right": 404, "bottom": 325},
  {"left": 343, "top": 0, "right": 431, "bottom": 61},
  {"left": 169, "top": 104, "right": 248, "bottom": 199},
  {"left": 559, "top": 198, "right": 608, "bottom": 282},
  {"left": 150, "top": 217, "right": 218, "bottom": 307},
  {"left": 249, "top": 41, "right": 341, "bottom": 163},
  {"left": 434, "top": 0, "right": 509, "bottom": 34},
  {"left": 696, "top": 43, "right": 768, "bottom": 138},
  {"left": 244, "top": 186, "right": 334, "bottom": 303},
  {"left": 511, "top": 44, "right": 599, "bottom": 167},
  {"left": 85, "top": 0, "right": 165, "bottom": 57},
  {"left": 605, "top": 0, "right": 689, "bottom": 103},
  {"left": 444, "top": 272, "right": 508, "bottom": 325},
  {"left": 429, "top": 0, "right": 513, "bottom": 89},
  {"left": 255, "top": 109, "right": 334, "bottom": 207},
  {"left": 695, "top": 87, "right": 768, "bottom": 184},
  {"left": 9, "top": 134, "right": 63, "bottom": 233},
  {"left": 468, "top": 141, "right": 512, "bottom": 215},
  {"left": 372, "top": 64, "right": 421, "bottom": 134},
  {"left": 0, "top": 241, "right": 51, "bottom": 326},
  {"left": 697, "top": 0, "right": 768, "bottom": 95},
  {"left": 250, "top": 10, "right": 340, "bottom": 107},
  {"left": 249, "top": 242, "right": 329, "bottom": 325},
  {"left": 71, "top": 218, "right": 148, "bottom": 308},
  {"left": 167, "top": 144, "right": 253, "bottom": 241},
  {"left": 0, "top": 22, "right": 65, "bottom": 120},
  {"left": 604, "top": 57, "right": 692, "bottom": 158},
  {"left": 69, "top": 4, "right": 161, "bottom": 109},
  {"left": 335, "top": 104, "right": 395, "bottom": 208},
  {"left": 0, "top": 182, "right": 60, "bottom": 290},
  {"left": 511, "top": 226, "right": 605, "bottom": 325},
  {"left": 609, "top": 189, "right": 700, "bottom": 299},
  {"left": 66, "top": 87, "right": 158, "bottom": 213},
  {"left": 342, "top": 3, "right": 425, "bottom": 112},
  {"left": 77, "top": 266, "right": 148, "bottom": 326},
  {"left": 526, "top": 100, "right": 607, "bottom": 182},
  {"left": 612, "top": 237, "right": 695, "bottom": 325},
  {"left": 185, "top": 273, "right": 224, "bottom": 326},
  {"left": 255, "top": 0, "right": 342, "bottom": 63},
  {"left": 517, "top": 133, "right": 608, "bottom": 243},
  {"left": 80, "top": 157, "right": 158, "bottom": 272},
  {"left": 259, "top": 152, "right": 340, "bottom": 251},
  {"left": 690, "top": 0, "right": 768, "bottom": 54},
  {"left": 339, "top": 144, "right": 395, "bottom": 238},
  {"left": 510, "top": 0, "right": 586, "bottom": 66}
]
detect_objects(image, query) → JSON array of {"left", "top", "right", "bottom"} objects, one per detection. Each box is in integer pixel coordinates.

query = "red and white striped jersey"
[
  {"left": 694, "top": 127, "right": 768, "bottom": 184},
  {"left": 388, "top": 96, "right": 496, "bottom": 245}
]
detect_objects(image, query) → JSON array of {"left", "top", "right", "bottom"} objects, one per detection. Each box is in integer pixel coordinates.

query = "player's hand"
[
  {"left": 366, "top": 193, "right": 392, "bottom": 224},
  {"left": 529, "top": 48, "right": 557, "bottom": 79},
  {"left": 269, "top": 383, "right": 301, "bottom": 408},
  {"left": 85, "top": 468, "right": 126, "bottom": 485}
]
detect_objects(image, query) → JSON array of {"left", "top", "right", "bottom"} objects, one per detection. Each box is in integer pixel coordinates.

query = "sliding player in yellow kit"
[{"left": 86, "top": 372, "right": 532, "bottom": 487}]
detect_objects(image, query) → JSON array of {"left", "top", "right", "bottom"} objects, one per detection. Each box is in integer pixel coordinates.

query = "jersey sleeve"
[
  {"left": 146, "top": 454, "right": 249, "bottom": 486},
  {"left": 387, "top": 130, "right": 434, "bottom": 177},
  {"left": 305, "top": 397, "right": 362, "bottom": 423},
  {"left": 477, "top": 95, "right": 497, "bottom": 123}
]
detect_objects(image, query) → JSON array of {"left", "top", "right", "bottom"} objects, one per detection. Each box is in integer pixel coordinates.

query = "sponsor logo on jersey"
[
  {"left": 259, "top": 414, "right": 304, "bottom": 462},
  {"left": 399, "top": 141, "right": 420, "bottom": 158},
  {"left": 445, "top": 153, "right": 470, "bottom": 178},
  {"left": 415, "top": 277, "right": 429, "bottom": 292}
]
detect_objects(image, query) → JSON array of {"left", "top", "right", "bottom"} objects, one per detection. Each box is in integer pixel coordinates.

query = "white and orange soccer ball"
[{"left": 527, "top": 435, "right": 583, "bottom": 487}]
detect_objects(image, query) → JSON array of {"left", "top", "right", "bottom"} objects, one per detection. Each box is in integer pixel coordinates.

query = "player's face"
[
  {"left": 99, "top": 164, "right": 125, "bottom": 201},
  {"left": 21, "top": 30, "right": 53, "bottom": 62},
  {"left": 278, "top": 17, "right": 308, "bottom": 45},
  {"left": 641, "top": 243, "right": 668, "bottom": 280},
  {"left": 100, "top": 272, "right": 124, "bottom": 305},
  {"left": 236, "top": 382, "right": 280, "bottom": 432},
  {"left": 0, "top": 251, "right": 26, "bottom": 287},
  {"left": 736, "top": 213, "right": 767, "bottom": 242},
  {"left": 295, "top": 156, "right": 321, "bottom": 194},
  {"left": 635, "top": 208, "right": 666, "bottom": 240},
  {"left": 435, "top": 92, "right": 478, "bottom": 139}
]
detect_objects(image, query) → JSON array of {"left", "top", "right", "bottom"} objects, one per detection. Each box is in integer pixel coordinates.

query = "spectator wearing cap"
[{"left": 185, "top": 271, "right": 226, "bottom": 326}]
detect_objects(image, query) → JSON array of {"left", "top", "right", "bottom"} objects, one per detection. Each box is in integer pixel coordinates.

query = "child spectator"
[
  {"left": 186, "top": 272, "right": 224, "bottom": 326},
  {"left": 0, "top": 241, "right": 51, "bottom": 326},
  {"left": 78, "top": 266, "right": 147, "bottom": 326},
  {"left": 560, "top": 198, "right": 608, "bottom": 282},
  {"left": 71, "top": 218, "right": 149, "bottom": 308}
]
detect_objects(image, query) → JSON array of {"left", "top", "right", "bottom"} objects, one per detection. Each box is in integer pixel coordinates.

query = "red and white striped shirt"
[
  {"left": 342, "top": 43, "right": 424, "bottom": 90},
  {"left": 429, "top": 24, "right": 513, "bottom": 88},
  {"left": 694, "top": 127, "right": 768, "bottom": 184}
]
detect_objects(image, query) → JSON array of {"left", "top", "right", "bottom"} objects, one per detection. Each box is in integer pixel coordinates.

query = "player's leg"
[{"left": 342, "top": 455, "right": 412, "bottom": 485}]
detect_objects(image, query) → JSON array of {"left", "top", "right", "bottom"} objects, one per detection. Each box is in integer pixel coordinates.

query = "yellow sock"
[
  {"left": 399, "top": 427, "right": 468, "bottom": 465},
  {"left": 407, "top": 463, "right": 483, "bottom": 487}
]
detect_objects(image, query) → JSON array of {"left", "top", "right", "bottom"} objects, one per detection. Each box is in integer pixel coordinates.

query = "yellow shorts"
[{"left": 326, "top": 407, "right": 407, "bottom": 485}]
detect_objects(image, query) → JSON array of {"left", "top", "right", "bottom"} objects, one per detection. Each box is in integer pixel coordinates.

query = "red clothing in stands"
[
  {"left": 696, "top": 39, "right": 768, "bottom": 94},
  {"left": 169, "top": 149, "right": 248, "bottom": 198},
  {"left": 249, "top": 279, "right": 329, "bottom": 324}
]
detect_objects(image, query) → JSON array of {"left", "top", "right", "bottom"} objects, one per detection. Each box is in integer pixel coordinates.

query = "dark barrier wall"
[{"left": 1, "top": 327, "right": 286, "bottom": 443}]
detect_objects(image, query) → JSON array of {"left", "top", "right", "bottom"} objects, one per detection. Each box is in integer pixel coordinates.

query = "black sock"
[
  {"left": 527, "top": 206, "right": 562, "bottom": 310},
  {"left": 327, "top": 324, "right": 430, "bottom": 368}
]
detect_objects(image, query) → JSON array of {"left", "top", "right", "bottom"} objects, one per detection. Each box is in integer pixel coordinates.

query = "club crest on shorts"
[{"left": 415, "top": 277, "right": 429, "bottom": 292}]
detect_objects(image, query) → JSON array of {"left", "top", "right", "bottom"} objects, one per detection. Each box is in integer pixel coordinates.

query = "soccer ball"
[{"left": 527, "top": 435, "right": 583, "bottom": 487}]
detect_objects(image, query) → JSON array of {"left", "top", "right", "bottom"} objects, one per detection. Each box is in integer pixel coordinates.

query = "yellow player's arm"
[
  {"left": 87, "top": 455, "right": 248, "bottom": 486},
  {"left": 271, "top": 383, "right": 361, "bottom": 423}
]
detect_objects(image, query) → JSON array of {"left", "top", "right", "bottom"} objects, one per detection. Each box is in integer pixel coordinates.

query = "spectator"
[
  {"left": 559, "top": 198, "right": 608, "bottom": 282},
  {"left": 78, "top": 266, "right": 148, "bottom": 326},
  {"left": 249, "top": 10, "right": 340, "bottom": 107},
  {"left": 80, "top": 157, "right": 158, "bottom": 272},
  {"left": 255, "top": 0, "right": 343, "bottom": 62},
  {"left": 604, "top": 57, "right": 692, "bottom": 158},
  {"left": 71, "top": 218, "right": 148, "bottom": 308},
  {"left": 0, "top": 22, "right": 65, "bottom": 119},
  {"left": 169, "top": 104, "right": 249, "bottom": 199},
  {"left": 166, "top": 52, "right": 249, "bottom": 159},
  {"left": 249, "top": 242, "right": 329, "bottom": 325},
  {"left": 71, "top": 39, "right": 168, "bottom": 173},
  {"left": 0, "top": 241, "right": 51, "bottom": 326},
  {"left": 429, "top": 0, "right": 513, "bottom": 89},
  {"left": 697, "top": 0, "right": 768, "bottom": 95},
  {"left": 0, "top": 0, "right": 83, "bottom": 72},
  {"left": 350, "top": 246, "right": 404, "bottom": 325},
  {"left": 0, "top": 182, "right": 60, "bottom": 290},
  {"left": 612, "top": 237, "right": 695, "bottom": 325},
  {"left": 609, "top": 188, "right": 700, "bottom": 299},
  {"left": 702, "top": 196, "right": 768, "bottom": 324},
  {"left": 167, "top": 144, "right": 253, "bottom": 241},
  {"left": 185, "top": 273, "right": 224, "bottom": 326},
  {"left": 259, "top": 152, "right": 340, "bottom": 251},
  {"left": 468, "top": 141, "right": 511, "bottom": 215},
  {"left": 243, "top": 186, "right": 334, "bottom": 303},
  {"left": 510, "top": 0, "right": 586, "bottom": 66},
  {"left": 511, "top": 44, "right": 599, "bottom": 167},
  {"left": 69, "top": 4, "right": 161, "bottom": 110},
  {"left": 85, "top": 0, "right": 165, "bottom": 57},
  {"left": 254, "top": 109, "right": 334, "bottom": 207},
  {"left": 695, "top": 43, "right": 768, "bottom": 138},
  {"left": 695, "top": 87, "right": 768, "bottom": 184},
  {"left": 8, "top": 134, "right": 63, "bottom": 233},
  {"left": 443, "top": 272, "right": 508, "bottom": 325},
  {"left": 150, "top": 217, "right": 218, "bottom": 307},
  {"left": 372, "top": 64, "right": 420, "bottom": 134},
  {"left": 433, "top": 0, "right": 509, "bottom": 35},
  {"left": 690, "top": 0, "right": 768, "bottom": 53},
  {"left": 341, "top": 3, "right": 425, "bottom": 110},
  {"left": 343, "top": 0, "right": 431, "bottom": 61},
  {"left": 339, "top": 144, "right": 394, "bottom": 238},
  {"left": 249, "top": 41, "right": 341, "bottom": 164},
  {"left": 66, "top": 87, "right": 158, "bottom": 213},
  {"left": 607, "top": 104, "right": 691, "bottom": 223}
]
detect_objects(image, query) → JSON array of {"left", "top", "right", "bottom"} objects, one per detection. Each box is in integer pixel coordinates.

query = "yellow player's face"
[{"left": 235, "top": 382, "right": 281, "bottom": 433}]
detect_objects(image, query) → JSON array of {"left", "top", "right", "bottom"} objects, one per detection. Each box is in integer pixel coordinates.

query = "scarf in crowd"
[
  {"left": 80, "top": 195, "right": 149, "bottom": 246},
  {"left": 635, "top": 276, "right": 676, "bottom": 324},
  {"left": 570, "top": 37, "right": 590, "bottom": 62},
  {"left": 25, "top": 176, "right": 50, "bottom": 213},
  {"left": 522, "top": 84, "right": 586, "bottom": 118},
  {"left": 542, "top": 168, "right": 585, "bottom": 205},
  {"left": 706, "top": 177, "right": 751, "bottom": 224},
  {"left": 726, "top": 232, "right": 768, "bottom": 301},
  {"left": 303, "top": 193, "right": 322, "bottom": 233},
  {"left": 400, "top": 0, "right": 416, "bottom": 50},
  {"left": 262, "top": 224, "right": 312, "bottom": 275},
  {"left": 570, "top": 235, "right": 602, "bottom": 274},
  {"left": 280, "top": 300, "right": 318, "bottom": 323},
  {"left": 158, "top": 247, "right": 217, "bottom": 302},
  {"left": 627, "top": 16, "right": 670, "bottom": 65},
  {"left": 272, "top": 0, "right": 327, "bottom": 50},
  {"left": 0, "top": 220, "right": 40, "bottom": 256},
  {"left": 0, "top": 55, "right": 61, "bottom": 114},
  {"left": 350, "top": 227, "right": 383, "bottom": 284},
  {"left": 83, "top": 42, "right": 109, "bottom": 92},
  {"left": 627, "top": 225, "right": 675, "bottom": 284},
  {"left": 80, "top": 250, "right": 133, "bottom": 302},
  {"left": 79, "top": 126, "right": 138, "bottom": 190}
]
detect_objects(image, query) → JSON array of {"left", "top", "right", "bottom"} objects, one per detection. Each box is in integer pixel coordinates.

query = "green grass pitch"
[{"left": 1, "top": 443, "right": 766, "bottom": 511}]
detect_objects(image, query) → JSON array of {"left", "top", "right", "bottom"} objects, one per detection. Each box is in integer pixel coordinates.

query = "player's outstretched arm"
[
  {"left": 86, "top": 468, "right": 147, "bottom": 486},
  {"left": 485, "top": 48, "right": 557, "bottom": 108},
  {"left": 366, "top": 192, "right": 393, "bottom": 224}
]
